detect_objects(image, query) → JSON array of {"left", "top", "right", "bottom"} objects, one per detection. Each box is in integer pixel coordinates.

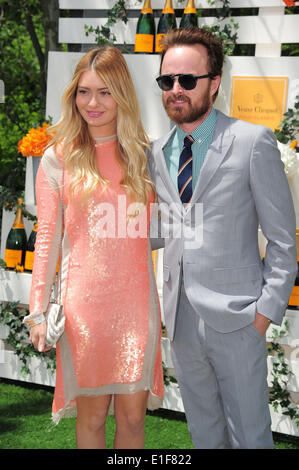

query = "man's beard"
[{"left": 163, "top": 92, "right": 211, "bottom": 125}]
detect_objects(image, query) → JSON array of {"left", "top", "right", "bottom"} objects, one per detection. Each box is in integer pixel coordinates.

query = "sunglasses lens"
[
  {"left": 179, "top": 75, "right": 197, "bottom": 90},
  {"left": 157, "top": 74, "right": 200, "bottom": 91},
  {"left": 157, "top": 76, "right": 174, "bottom": 91}
]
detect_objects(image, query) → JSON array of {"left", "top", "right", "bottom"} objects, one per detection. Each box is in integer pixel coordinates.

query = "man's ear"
[{"left": 211, "top": 75, "right": 221, "bottom": 99}]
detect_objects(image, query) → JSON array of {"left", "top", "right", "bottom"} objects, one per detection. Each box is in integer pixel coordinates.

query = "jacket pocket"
[
  {"left": 243, "top": 323, "right": 265, "bottom": 341},
  {"left": 212, "top": 263, "right": 262, "bottom": 284}
]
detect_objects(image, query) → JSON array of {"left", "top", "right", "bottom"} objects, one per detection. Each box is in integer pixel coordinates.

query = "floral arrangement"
[
  {"left": 275, "top": 95, "right": 299, "bottom": 178},
  {"left": 18, "top": 122, "right": 52, "bottom": 157},
  {"left": 277, "top": 140, "right": 299, "bottom": 177}
]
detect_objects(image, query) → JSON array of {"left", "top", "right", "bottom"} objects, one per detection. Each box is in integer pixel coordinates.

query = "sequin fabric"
[{"left": 29, "top": 140, "right": 164, "bottom": 423}]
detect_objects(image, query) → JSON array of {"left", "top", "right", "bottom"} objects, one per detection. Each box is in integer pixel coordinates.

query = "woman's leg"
[
  {"left": 75, "top": 394, "right": 112, "bottom": 449},
  {"left": 114, "top": 390, "right": 149, "bottom": 449}
]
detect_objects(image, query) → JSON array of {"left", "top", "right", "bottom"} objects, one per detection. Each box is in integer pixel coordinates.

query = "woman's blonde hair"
[{"left": 48, "top": 46, "right": 154, "bottom": 204}]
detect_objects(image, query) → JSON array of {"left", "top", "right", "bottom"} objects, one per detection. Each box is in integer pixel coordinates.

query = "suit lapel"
[
  {"left": 154, "top": 127, "right": 182, "bottom": 205},
  {"left": 191, "top": 113, "right": 235, "bottom": 204},
  {"left": 153, "top": 111, "right": 235, "bottom": 208}
]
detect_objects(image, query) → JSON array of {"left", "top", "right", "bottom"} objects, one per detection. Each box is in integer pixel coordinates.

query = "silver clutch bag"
[
  {"left": 45, "top": 167, "right": 65, "bottom": 348},
  {"left": 45, "top": 302, "right": 65, "bottom": 347}
]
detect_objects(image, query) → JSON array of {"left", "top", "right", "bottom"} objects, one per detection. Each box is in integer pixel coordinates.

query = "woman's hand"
[{"left": 29, "top": 321, "right": 52, "bottom": 352}]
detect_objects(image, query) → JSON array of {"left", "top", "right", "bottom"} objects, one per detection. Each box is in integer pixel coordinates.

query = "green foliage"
[
  {"left": 208, "top": 0, "right": 233, "bottom": 19},
  {"left": 203, "top": 18, "right": 239, "bottom": 57},
  {"left": 267, "top": 320, "right": 299, "bottom": 427},
  {"left": 85, "top": 0, "right": 128, "bottom": 46},
  {"left": 0, "top": 301, "right": 56, "bottom": 376},
  {"left": 162, "top": 363, "right": 177, "bottom": 387},
  {"left": 274, "top": 95, "right": 299, "bottom": 144},
  {"left": 205, "top": 0, "right": 239, "bottom": 56},
  {"left": 282, "top": 43, "right": 299, "bottom": 57},
  {"left": 0, "top": 3, "right": 46, "bottom": 217}
]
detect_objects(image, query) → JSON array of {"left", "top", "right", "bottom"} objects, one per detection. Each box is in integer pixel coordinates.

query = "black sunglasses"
[{"left": 156, "top": 73, "right": 215, "bottom": 91}]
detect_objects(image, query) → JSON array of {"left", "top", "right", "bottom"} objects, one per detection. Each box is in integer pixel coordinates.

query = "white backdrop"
[{"left": 46, "top": 52, "right": 299, "bottom": 141}]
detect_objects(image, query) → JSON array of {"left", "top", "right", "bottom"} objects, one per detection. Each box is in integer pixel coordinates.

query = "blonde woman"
[{"left": 24, "top": 47, "right": 164, "bottom": 449}]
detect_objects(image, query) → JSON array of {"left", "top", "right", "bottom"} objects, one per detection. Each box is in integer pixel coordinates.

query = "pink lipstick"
[{"left": 87, "top": 111, "right": 104, "bottom": 118}]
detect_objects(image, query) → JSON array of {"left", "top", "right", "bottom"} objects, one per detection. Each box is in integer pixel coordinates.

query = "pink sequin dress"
[{"left": 28, "top": 138, "right": 164, "bottom": 423}]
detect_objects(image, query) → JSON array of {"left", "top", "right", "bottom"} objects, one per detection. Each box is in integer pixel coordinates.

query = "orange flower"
[
  {"left": 283, "top": 0, "right": 295, "bottom": 6},
  {"left": 18, "top": 122, "right": 52, "bottom": 157},
  {"left": 290, "top": 140, "right": 298, "bottom": 149}
]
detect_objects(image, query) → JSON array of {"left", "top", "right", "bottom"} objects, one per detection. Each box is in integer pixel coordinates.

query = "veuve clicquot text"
[
  {"left": 135, "top": 0, "right": 155, "bottom": 53},
  {"left": 4, "top": 198, "right": 27, "bottom": 269},
  {"left": 24, "top": 221, "right": 38, "bottom": 272},
  {"left": 180, "top": 0, "right": 198, "bottom": 28},
  {"left": 156, "top": 0, "right": 177, "bottom": 53}
]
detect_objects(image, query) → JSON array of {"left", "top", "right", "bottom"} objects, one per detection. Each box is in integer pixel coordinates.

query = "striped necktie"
[{"left": 178, "top": 135, "right": 195, "bottom": 204}]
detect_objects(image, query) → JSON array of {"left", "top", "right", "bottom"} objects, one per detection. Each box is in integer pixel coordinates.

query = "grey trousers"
[{"left": 171, "top": 284, "right": 274, "bottom": 449}]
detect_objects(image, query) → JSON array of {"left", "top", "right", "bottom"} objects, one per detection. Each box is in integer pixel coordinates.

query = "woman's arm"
[{"left": 24, "top": 148, "right": 64, "bottom": 350}]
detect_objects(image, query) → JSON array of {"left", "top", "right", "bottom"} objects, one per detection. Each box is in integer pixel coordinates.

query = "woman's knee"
[
  {"left": 114, "top": 391, "right": 148, "bottom": 435},
  {"left": 84, "top": 409, "right": 108, "bottom": 433},
  {"left": 116, "top": 408, "right": 146, "bottom": 435},
  {"left": 76, "top": 396, "right": 110, "bottom": 433}
]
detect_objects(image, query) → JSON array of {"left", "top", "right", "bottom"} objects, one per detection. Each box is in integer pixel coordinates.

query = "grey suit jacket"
[{"left": 148, "top": 110, "right": 297, "bottom": 341}]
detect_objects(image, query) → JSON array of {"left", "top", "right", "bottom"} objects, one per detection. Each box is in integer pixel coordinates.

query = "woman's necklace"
[{"left": 93, "top": 134, "right": 117, "bottom": 142}]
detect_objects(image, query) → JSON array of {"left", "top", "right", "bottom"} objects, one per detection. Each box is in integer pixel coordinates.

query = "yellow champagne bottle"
[
  {"left": 155, "top": 0, "right": 177, "bottom": 53},
  {"left": 4, "top": 198, "right": 27, "bottom": 269},
  {"left": 180, "top": 0, "right": 198, "bottom": 28},
  {"left": 24, "top": 221, "right": 38, "bottom": 272},
  {"left": 135, "top": 0, "right": 155, "bottom": 53}
]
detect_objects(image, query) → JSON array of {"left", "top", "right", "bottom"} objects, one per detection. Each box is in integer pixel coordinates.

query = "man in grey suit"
[{"left": 148, "top": 27, "right": 297, "bottom": 449}]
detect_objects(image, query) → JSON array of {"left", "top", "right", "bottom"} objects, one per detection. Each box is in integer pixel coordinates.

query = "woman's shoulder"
[
  {"left": 42, "top": 143, "right": 64, "bottom": 168},
  {"left": 40, "top": 143, "right": 65, "bottom": 192}
]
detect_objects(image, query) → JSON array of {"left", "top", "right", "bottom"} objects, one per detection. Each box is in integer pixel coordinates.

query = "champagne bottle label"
[
  {"left": 4, "top": 249, "right": 22, "bottom": 268},
  {"left": 12, "top": 222, "right": 25, "bottom": 229},
  {"left": 289, "top": 286, "right": 299, "bottom": 306},
  {"left": 162, "top": 7, "right": 175, "bottom": 14},
  {"left": 135, "top": 34, "right": 154, "bottom": 53},
  {"left": 185, "top": 6, "right": 196, "bottom": 13},
  {"left": 141, "top": 6, "right": 153, "bottom": 13},
  {"left": 289, "top": 253, "right": 299, "bottom": 306},
  {"left": 156, "top": 33, "right": 166, "bottom": 53},
  {"left": 289, "top": 230, "right": 299, "bottom": 307},
  {"left": 24, "top": 251, "right": 34, "bottom": 271}
]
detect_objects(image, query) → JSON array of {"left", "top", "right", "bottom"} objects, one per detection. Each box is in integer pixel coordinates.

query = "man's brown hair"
[{"left": 159, "top": 27, "right": 224, "bottom": 79}]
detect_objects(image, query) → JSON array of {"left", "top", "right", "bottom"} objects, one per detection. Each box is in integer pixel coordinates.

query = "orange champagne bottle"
[
  {"left": 135, "top": 0, "right": 155, "bottom": 53},
  {"left": 4, "top": 198, "right": 27, "bottom": 269},
  {"left": 180, "top": 0, "right": 198, "bottom": 28},
  {"left": 24, "top": 221, "right": 38, "bottom": 272},
  {"left": 155, "top": 0, "right": 177, "bottom": 53}
]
